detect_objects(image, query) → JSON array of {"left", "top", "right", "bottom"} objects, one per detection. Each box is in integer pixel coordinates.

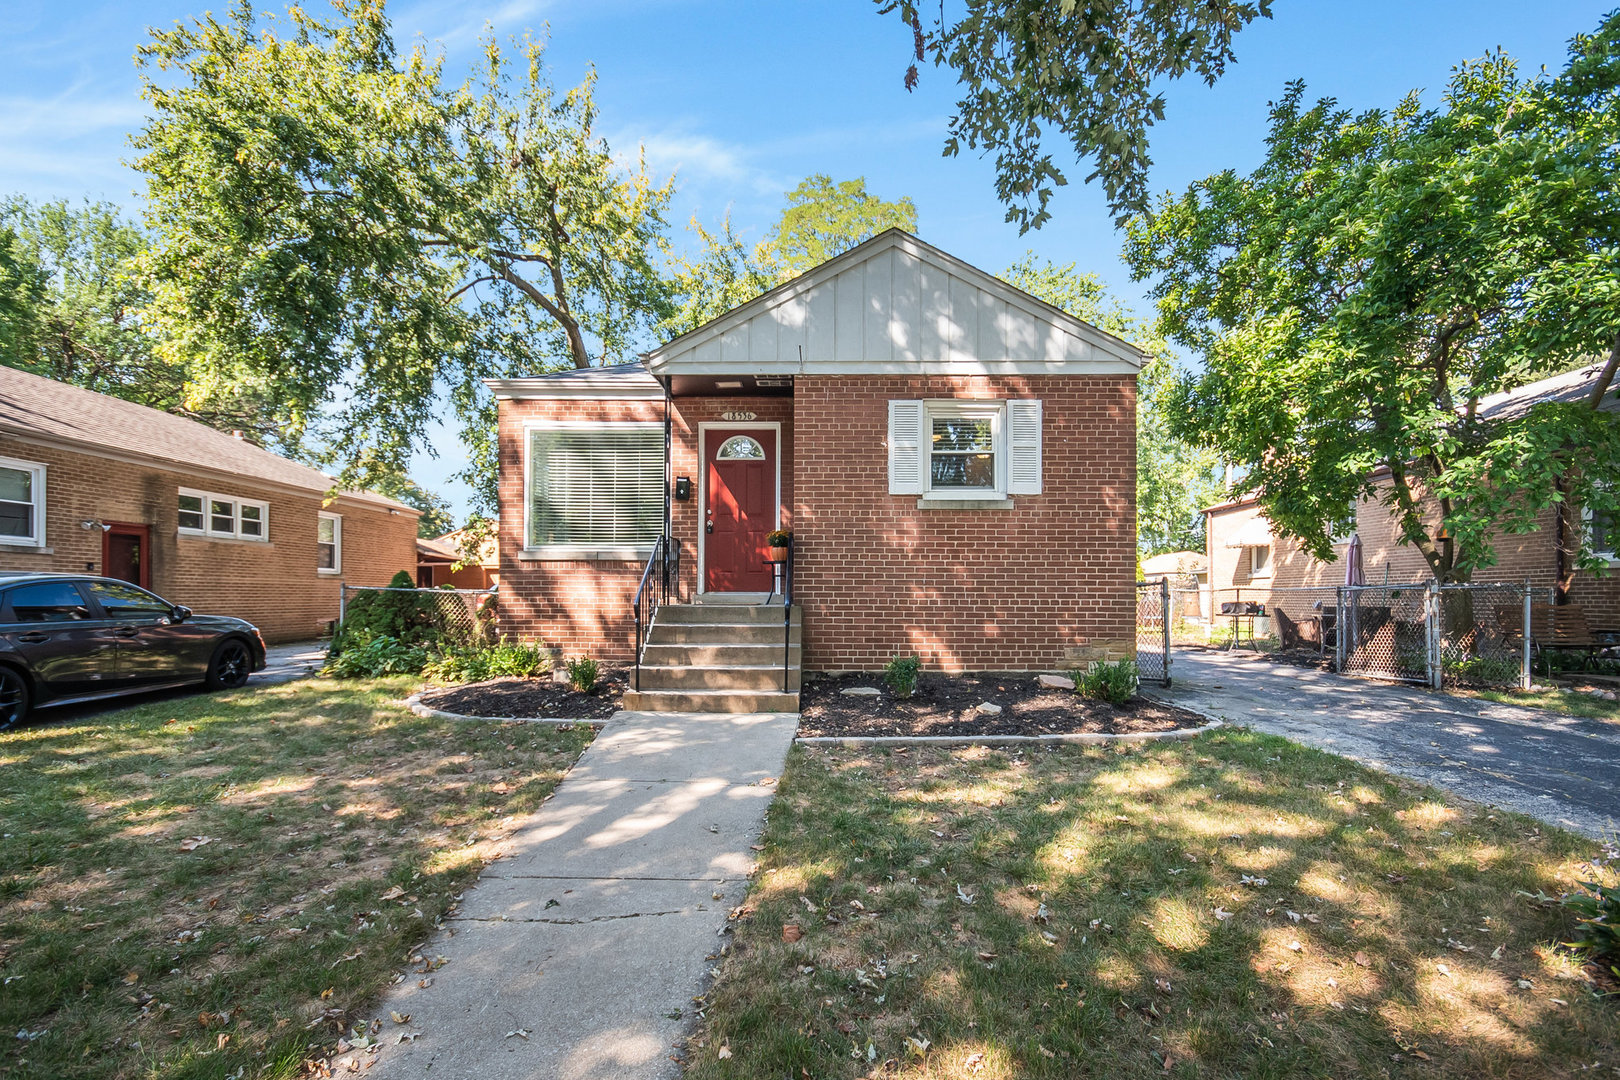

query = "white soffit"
[{"left": 643, "top": 229, "right": 1146, "bottom": 378}]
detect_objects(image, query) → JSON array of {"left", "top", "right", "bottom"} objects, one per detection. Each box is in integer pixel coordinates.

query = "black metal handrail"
[
  {"left": 780, "top": 542, "right": 794, "bottom": 692},
  {"left": 633, "top": 536, "right": 676, "bottom": 692}
]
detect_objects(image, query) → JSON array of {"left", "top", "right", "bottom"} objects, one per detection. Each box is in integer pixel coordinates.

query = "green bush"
[
  {"left": 322, "top": 632, "right": 430, "bottom": 678},
  {"left": 1072, "top": 659, "right": 1139, "bottom": 705},
  {"left": 331, "top": 571, "right": 445, "bottom": 655},
  {"left": 421, "top": 638, "right": 551, "bottom": 684},
  {"left": 565, "top": 656, "right": 600, "bottom": 694},
  {"left": 1562, "top": 878, "right": 1620, "bottom": 980},
  {"left": 884, "top": 654, "right": 921, "bottom": 698}
]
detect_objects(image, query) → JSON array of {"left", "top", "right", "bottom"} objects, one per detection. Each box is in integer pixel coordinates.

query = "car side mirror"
[{"left": 171, "top": 605, "right": 192, "bottom": 623}]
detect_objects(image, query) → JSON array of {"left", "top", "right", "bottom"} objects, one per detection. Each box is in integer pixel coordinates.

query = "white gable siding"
[{"left": 646, "top": 231, "right": 1142, "bottom": 376}]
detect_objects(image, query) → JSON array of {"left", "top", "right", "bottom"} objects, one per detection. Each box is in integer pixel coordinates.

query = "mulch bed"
[
  {"left": 417, "top": 666, "right": 627, "bottom": 720},
  {"left": 798, "top": 671, "right": 1211, "bottom": 738}
]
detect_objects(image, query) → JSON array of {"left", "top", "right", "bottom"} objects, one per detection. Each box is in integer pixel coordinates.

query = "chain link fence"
[
  {"left": 338, "top": 584, "right": 496, "bottom": 648},
  {"left": 1136, "top": 579, "right": 1171, "bottom": 686},
  {"left": 1335, "top": 581, "right": 1546, "bottom": 689}
]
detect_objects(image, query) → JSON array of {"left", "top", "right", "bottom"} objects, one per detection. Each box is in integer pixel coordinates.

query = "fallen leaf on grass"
[
  {"left": 1154, "top": 977, "right": 1172, "bottom": 993},
  {"left": 330, "top": 951, "right": 361, "bottom": 968},
  {"left": 782, "top": 923, "right": 803, "bottom": 943},
  {"left": 1354, "top": 951, "right": 1371, "bottom": 968},
  {"left": 122, "top": 971, "right": 140, "bottom": 985},
  {"left": 716, "top": 1045, "right": 732, "bottom": 1059},
  {"left": 905, "top": 1035, "right": 930, "bottom": 1057},
  {"left": 964, "top": 1050, "right": 986, "bottom": 1073},
  {"left": 1240, "top": 875, "right": 1269, "bottom": 887},
  {"left": 956, "top": 884, "right": 977, "bottom": 905},
  {"left": 379, "top": 886, "right": 406, "bottom": 902},
  {"left": 1213, "top": 907, "right": 1234, "bottom": 921},
  {"left": 178, "top": 836, "right": 214, "bottom": 851}
]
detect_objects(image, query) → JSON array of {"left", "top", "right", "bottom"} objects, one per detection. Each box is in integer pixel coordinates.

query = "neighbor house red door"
[
  {"left": 703, "top": 428, "right": 776, "bottom": 592},
  {"left": 101, "top": 523, "right": 151, "bottom": 589}
]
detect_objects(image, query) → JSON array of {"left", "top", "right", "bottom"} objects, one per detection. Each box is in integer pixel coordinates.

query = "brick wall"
[
  {"left": 0, "top": 437, "right": 419, "bottom": 642},
  {"left": 793, "top": 374, "right": 1136, "bottom": 671},
  {"left": 497, "top": 377, "right": 1138, "bottom": 670}
]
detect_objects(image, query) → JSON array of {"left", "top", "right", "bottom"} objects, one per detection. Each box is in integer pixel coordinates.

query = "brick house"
[
  {"left": 0, "top": 367, "right": 421, "bottom": 642},
  {"left": 490, "top": 230, "right": 1145, "bottom": 710},
  {"left": 1203, "top": 363, "right": 1620, "bottom": 632},
  {"left": 416, "top": 529, "right": 499, "bottom": 589}
]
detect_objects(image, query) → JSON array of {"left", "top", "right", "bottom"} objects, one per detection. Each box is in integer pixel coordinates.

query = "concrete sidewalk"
[{"left": 364, "top": 710, "right": 799, "bottom": 1080}]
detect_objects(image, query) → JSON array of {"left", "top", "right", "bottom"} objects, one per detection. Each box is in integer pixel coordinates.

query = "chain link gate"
[
  {"left": 1136, "top": 579, "right": 1171, "bottom": 686},
  {"left": 1336, "top": 584, "right": 1431, "bottom": 682},
  {"left": 1335, "top": 581, "right": 1539, "bottom": 689}
]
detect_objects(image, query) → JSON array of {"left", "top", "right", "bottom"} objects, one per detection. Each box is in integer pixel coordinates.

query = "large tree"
[
  {"left": 1000, "top": 253, "right": 1221, "bottom": 554},
  {"left": 134, "top": 0, "right": 674, "bottom": 495},
  {"left": 881, "top": 0, "right": 1274, "bottom": 230},
  {"left": 0, "top": 197, "right": 292, "bottom": 447},
  {"left": 1125, "top": 15, "right": 1620, "bottom": 584},
  {"left": 663, "top": 175, "right": 916, "bottom": 336}
]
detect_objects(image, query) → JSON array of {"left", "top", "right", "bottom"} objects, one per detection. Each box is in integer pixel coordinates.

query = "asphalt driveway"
[{"left": 1156, "top": 648, "right": 1620, "bottom": 840}]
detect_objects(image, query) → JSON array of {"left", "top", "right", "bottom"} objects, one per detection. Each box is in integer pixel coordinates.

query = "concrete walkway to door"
[
  {"left": 364, "top": 709, "right": 799, "bottom": 1080},
  {"left": 1157, "top": 649, "right": 1620, "bottom": 839}
]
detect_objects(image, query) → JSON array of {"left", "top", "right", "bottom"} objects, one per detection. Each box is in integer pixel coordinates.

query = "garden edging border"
[
  {"left": 793, "top": 716, "right": 1224, "bottom": 748},
  {"left": 403, "top": 692, "right": 610, "bottom": 727}
]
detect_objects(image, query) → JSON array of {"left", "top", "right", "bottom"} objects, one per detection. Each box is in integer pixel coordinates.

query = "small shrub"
[
  {"left": 884, "top": 654, "right": 921, "bottom": 698},
  {"left": 1073, "top": 659, "right": 1139, "bottom": 705},
  {"left": 322, "top": 632, "right": 430, "bottom": 678},
  {"left": 1561, "top": 878, "right": 1620, "bottom": 980},
  {"left": 421, "top": 638, "right": 551, "bottom": 684},
  {"left": 331, "top": 570, "right": 445, "bottom": 655},
  {"left": 565, "top": 656, "right": 600, "bottom": 694}
]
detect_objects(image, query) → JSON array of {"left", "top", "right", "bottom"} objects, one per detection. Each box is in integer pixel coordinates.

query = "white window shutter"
[
  {"left": 887, "top": 400, "right": 926, "bottom": 495},
  {"left": 1007, "top": 399, "right": 1043, "bottom": 495}
]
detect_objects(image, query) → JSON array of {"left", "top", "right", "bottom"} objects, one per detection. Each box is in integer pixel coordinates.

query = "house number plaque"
[{"left": 720, "top": 411, "right": 757, "bottom": 421}]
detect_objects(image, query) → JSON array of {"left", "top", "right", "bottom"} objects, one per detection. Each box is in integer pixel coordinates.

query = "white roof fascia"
[{"left": 484, "top": 376, "right": 665, "bottom": 401}]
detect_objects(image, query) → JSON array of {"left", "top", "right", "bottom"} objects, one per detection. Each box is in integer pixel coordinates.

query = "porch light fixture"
[
  {"left": 715, "top": 380, "right": 743, "bottom": 389},
  {"left": 80, "top": 519, "right": 111, "bottom": 532}
]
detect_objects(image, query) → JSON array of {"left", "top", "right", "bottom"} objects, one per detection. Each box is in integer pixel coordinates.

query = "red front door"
[{"left": 704, "top": 428, "right": 776, "bottom": 592}]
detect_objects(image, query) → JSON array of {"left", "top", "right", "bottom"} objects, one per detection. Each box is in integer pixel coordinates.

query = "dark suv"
[{"left": 0, "top": 574, "right": 267, "bottom": 728}]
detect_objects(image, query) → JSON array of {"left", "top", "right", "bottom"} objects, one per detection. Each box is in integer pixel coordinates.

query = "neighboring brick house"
[
  {"left": 1203, "top": 363, "right": 1620, "bottom": 631},
  {"left": 0, "top": 367, "right": 420, "bottom": 642},
  {"left": 490, "top": 230, "right": 1144, "bottom": 684},
  {"left": 416, "top": 529, "right": 499, "bottom": 589}
]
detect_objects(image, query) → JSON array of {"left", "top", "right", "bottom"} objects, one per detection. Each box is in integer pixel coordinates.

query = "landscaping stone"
[
  {"left": 841, "top": 686, "right": 882, "bottom": 697},
  {"left": 975, "top": 702, "right": 1003, "bottom": 716},
  {"left": 1037, "top": 674, "right": 1075, "bottom": 690}
]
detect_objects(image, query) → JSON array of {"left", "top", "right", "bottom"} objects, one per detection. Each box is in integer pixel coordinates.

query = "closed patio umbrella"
[{"left": 1345, "top": 533, "right": 1365, "bottom": 587}]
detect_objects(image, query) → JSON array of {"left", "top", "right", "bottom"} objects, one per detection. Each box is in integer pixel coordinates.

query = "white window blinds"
[{"left": 527, "top": 426, "right": 664, "bottom": 548}]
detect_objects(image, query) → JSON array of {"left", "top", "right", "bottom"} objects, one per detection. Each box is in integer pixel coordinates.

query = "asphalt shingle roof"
[{"left": 0, "top": 366, "right": 413, "bottom": 511}]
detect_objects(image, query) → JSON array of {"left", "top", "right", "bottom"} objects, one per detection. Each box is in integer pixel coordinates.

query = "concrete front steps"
[{"left": 622, "top": 600, "right": 801, "bottom": 713}]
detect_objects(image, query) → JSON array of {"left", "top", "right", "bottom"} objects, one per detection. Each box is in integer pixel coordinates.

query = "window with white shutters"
[
  {"left": 888, "top": 400, "right": 1042, "bottom": 500},
  {"left": 526, "top": 424, "right": 664, "bottom": 551}
]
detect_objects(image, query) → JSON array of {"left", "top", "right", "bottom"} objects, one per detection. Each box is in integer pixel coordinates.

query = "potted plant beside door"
[{"left": 766, "top": 529, "right": 792, "bottom": 563}]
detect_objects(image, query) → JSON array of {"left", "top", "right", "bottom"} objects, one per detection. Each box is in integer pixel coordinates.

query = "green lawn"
[
  {"left": 1465, "top": 685, "right": 1620, "bottom": 726},
  {"left": 687, "top": 731, "right": 1617, "bottom": 1079},
  {"left": 0, "top": 676, "right": 593, "bottom": 1080}
]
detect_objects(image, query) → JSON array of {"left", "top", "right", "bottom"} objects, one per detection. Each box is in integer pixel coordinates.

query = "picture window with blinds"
[
  {"left": 887, "top": 399, "right": 1042, "bottom": 500},
  {"left": 526, "top": 424, "right": 664, "bottom": 553}
]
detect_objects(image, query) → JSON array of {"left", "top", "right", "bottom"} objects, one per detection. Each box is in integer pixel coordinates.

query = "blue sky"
[{"left": 1, "top": 0, "right": 1612, "bottom": 517}]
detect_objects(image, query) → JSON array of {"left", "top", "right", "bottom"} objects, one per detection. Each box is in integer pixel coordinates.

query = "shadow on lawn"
[
  {"left": 0, "top": 676, "right": 593, "bottom": 1080},
  {"left": 689, "top": 729, "right": 1614, "bottom": 1079}
]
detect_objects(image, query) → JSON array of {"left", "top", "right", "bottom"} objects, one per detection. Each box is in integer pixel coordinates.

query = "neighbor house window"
[
  {"left": 1250, "top": 544, "right": 1273, "bottom": 578},
  {"left": 887, "top": 400, "right": 1043, "bottom": 499},
  {"left": 317, "top": 512, "right": 341, "bottom": 573},
  {"left": 178, "top": 488, "right": 269, "bottom": 541},
  {"left": 525, "top": 423, "right": 663, "bottom": 554},
  {"left": 1585, "top": 490, "right": 1618, "bottom": 563},
  {"left": 0, "top": 455, "right": 45, "bottom": 546}
]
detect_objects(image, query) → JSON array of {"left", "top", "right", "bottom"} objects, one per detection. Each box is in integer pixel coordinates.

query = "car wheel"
[
  {"left": 0, "top": 666, "right": 29, "bottom": 730},
  {"left": 206, "top": 639, "right": 253, "bottom": 691}
]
